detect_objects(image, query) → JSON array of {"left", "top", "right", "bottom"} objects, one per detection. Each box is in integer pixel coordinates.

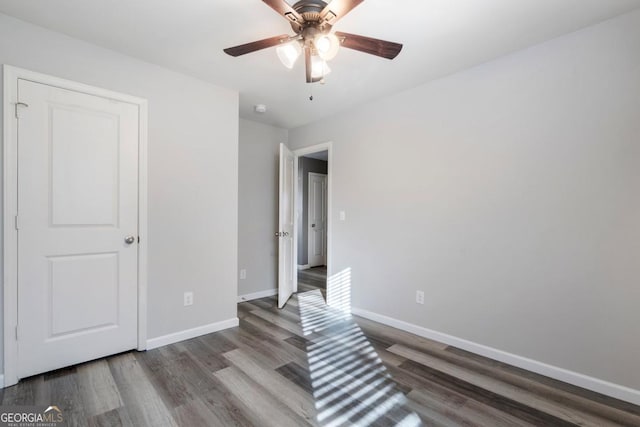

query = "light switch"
[{"left": 339, "top": 211, "right": 346, "bottom": 221}]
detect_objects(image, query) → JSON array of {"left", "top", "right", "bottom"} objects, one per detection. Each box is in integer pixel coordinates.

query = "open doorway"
[
  {"left": 278, "top": 142, "right": 332, "bottom": 308},
  {"left": 297, "top": 151, "right": 328, "bottom": 295}
]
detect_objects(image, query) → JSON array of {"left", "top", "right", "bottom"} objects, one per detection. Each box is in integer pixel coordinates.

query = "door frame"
[
  {"left": 307, "top": 172, "right": 328, "bottom": 268},
  {"left": 292, "top": 142, "right": 332, "bottom": 293},
  {"left": 2, "top": 65, "right": 149, "bottom": 387}
]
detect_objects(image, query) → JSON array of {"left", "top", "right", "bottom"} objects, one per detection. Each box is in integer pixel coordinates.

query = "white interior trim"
[
  {"left": 293, "top": 142, "right": 333, "bottom": 292},
  {"left": 297, "top": 264, "right": 311, "bottom": 270},
  {"left": 351, "top": 307, "right": 640, "bottom": 406},
  {"left": 2, "top": 65, "right": 149, "bottom": 386},
  {"left": 238, "top": 289, "right": 277, "bottom": 302},
  {"left": 137, "top": 100, "right": 149, "bottom": 351},
  {"left": 3, "top": 65, "right": 19, "bottom": 388},
  {"left": 0, "top": 374, "right": 4, "bottom": 388},
  {"left": 146, "top": 318, "right": 239, "bottom": 350}
]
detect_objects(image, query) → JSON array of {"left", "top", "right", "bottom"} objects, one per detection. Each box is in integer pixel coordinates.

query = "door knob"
[
  {"left": 124, "top": 235, "right": 136, "bottom": 245},
  {"left": 312, "top": 224, "right": 316, "bottom": 228}
]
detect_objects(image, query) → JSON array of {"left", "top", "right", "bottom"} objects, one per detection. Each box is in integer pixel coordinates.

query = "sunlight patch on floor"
[{"left": 298, "top": 289, "right": 422, "bottom": 426}]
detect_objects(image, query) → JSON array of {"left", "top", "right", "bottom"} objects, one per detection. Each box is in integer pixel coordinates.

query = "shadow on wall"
[{"left": 298, "top": 284, "right": 422, "bottom": 426}]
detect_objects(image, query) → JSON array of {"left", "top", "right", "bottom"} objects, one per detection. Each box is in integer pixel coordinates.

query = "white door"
[
  {"left": 17, "top": 79, "right": 140, "bottom": 378},
  {"left": 308, "top": 173, "right": 327, "bottom": 267},
  {"left": 278, "top": 143, "right": 295, "bottom": 308}
]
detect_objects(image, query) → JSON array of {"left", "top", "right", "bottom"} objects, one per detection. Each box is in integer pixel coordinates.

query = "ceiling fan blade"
[
  {"left": 262, "top": 0, "right": 304, "bottom": 30},
  {"left": 304, "top": 47, "right": 323, "bottom": 84},
  {"left": 335, "top": 31, "right": 403, "bottom": 59},
  {"left": 305, "top": 47, "right": 312, "bottom": 83},
  {"left": 320, "top": 0, "right": 364, "bottom": 25},
  {"left": 223, "top": 34, "right": 290, "bottom": 57}
]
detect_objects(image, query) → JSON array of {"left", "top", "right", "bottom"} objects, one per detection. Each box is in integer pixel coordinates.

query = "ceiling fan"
[{"left": 223, "top": 0, "right": 403, "bottom": 83}]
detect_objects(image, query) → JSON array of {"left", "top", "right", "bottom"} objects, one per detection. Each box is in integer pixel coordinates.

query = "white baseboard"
[
  {"left": 351, "top": 307, "right": 640, "bottom": 406},
  {"left": 297, "top": 264, "right": 310, "bottom": 270},
  {"left": 146, "top": 318, "right": 239, "bottom": 350},
  {"left": 237, "top": 289, "right": 277, "bottom": 303}
]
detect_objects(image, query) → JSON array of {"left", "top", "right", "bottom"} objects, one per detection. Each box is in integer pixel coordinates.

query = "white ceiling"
[{"left": 1, "top": 0, "right": 638, "bottom": 129}]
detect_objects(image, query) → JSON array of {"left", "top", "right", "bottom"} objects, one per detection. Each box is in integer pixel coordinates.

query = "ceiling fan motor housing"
[{"left": 291, "top": 0, "right": 331, "bottom": 33}]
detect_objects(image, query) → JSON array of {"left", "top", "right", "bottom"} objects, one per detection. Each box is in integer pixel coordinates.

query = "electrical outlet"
[
  {"left": 416, "top": 290, "right": 424, "bottom": 305},
  {"left": 240, "top": 269, "right": 247, "bottom": 280},
  {"left": 184, "top": 291, "right": 194, "bottom": 306}
]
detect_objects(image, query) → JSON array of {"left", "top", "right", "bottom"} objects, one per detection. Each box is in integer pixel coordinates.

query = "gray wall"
[
  {"left": 297, "top": 157, "right": 328, "bottom": 266},
  {"left": 289, "top": 10, "right": 640, "bottom": 391},
  {"left": 238, "top": 119, "right": 288, "bottom": 296},
  {"left": 0, "top": 13, "right": 239, "bottom": 370}
]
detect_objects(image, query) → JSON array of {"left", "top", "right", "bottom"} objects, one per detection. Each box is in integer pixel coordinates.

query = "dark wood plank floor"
[
  {"left": 298, "top": 266, "right": 327, "bottom": 292},
  {"left": 2, "top": 286, "right": 639, "bottom": 426}
]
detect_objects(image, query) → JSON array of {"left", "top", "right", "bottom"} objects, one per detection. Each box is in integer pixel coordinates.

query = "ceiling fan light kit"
[
  {"left": 276, "top": 41, "right": 302, "bottom": 69},
  {"left": 223, "top": 0, "right": 403, "bottom": 84},
  {"left": 315, "top": 32, "right": 340, "bottom": 60},
  {"left": 311, "top": 55, "right": 331, "bottom": 79}
]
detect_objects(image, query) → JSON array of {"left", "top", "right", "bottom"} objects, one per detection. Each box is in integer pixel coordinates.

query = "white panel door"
[
  {"left": 17, "top": 79, "right": 139, "bottom": 378},
  {"left": 278, "top": 143, "right": 295, "bottom": 308},
  {"left": 308, "top": 173, "right": 327, "bottom": 267}
]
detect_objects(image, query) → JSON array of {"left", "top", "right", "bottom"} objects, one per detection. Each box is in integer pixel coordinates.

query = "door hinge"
[
  {"left": 15, "top": 102, "right": 29, "bottom": 119},
  {"left": 14, "top": 215, "right": 19, "bottom": 230},
  {"left": 15, "top": 325, "right": 18, "bottom": 341}
]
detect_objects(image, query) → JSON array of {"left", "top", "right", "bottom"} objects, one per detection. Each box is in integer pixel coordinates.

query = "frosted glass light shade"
[
  {"left": 276, "top": 42, "right": 301, "bottom": 69},
  {"left": 314, "top": 33, "right": 340, "bottom": 61},
  {"left": 311, "top": 56, "right": 332, "bottom": 79}
]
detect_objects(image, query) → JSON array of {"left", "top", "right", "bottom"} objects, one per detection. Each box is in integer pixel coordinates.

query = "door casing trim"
[{"left": 2, "top": 65, "right": 149, "bottom": 386}]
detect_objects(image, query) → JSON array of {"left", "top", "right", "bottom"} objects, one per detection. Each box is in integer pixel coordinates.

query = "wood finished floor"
[
  {"left": 2, "top": 287, "right": 639, "bottom": 426},
  {"left": 298, "top": 266, "right": 327, "bottom": 291}
]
